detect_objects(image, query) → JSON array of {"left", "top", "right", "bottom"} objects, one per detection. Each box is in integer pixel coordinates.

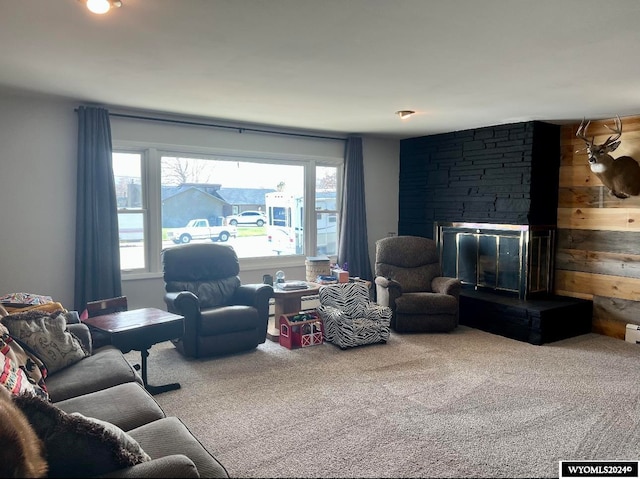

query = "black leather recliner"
[{"left": 161, "top": 243, "right": 273, "bottom": 358}]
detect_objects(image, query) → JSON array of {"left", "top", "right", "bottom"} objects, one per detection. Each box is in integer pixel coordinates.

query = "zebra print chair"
[{"left": 317, "top": 282, "right": 391, "bottom": 349}]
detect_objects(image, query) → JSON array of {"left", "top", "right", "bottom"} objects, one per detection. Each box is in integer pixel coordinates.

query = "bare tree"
[
  {"left": 317, "top": 170, "right": 336, "bottom": 191},
  {"left": 162, "top": 157, "right": 212, "bottom": 185}
]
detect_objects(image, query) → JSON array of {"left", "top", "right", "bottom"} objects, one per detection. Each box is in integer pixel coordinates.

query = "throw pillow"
[
  {"left": 1, "top": 309, "right": 89, "bottom": 374},
  {"left": 69, "top": 413, "right": 151, "bottom": 462},
  {"left": 0, "top": 324, "right": 48, "bottom": 400},
  {"left": 12, "top": 393, "right": 151, "bottom": 478}
]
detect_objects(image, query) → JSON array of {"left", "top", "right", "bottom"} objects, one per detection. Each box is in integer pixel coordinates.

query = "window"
[
  {"left": 113, "top": 148, "right": 342, "bottom": 273},
  {"left": 113, "top": 152, "right": 145, "bottom": 271},
  {"left": 315, "top": 165, "right": 339, "bottom": 256}
]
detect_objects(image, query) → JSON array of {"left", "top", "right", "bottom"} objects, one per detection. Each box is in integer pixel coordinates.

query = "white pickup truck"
[{"left": 166, "top": 218, "right": 237, "bottom": 244}]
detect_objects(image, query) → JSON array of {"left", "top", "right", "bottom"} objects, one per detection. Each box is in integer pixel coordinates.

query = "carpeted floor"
[{"left": 129, "top": 326, "right": 640, "bottom": 478}]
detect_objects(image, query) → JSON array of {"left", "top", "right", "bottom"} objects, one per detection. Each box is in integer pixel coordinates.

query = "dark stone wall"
[{"left": 398, "top": 121, "right": 560, "bottom": 238}]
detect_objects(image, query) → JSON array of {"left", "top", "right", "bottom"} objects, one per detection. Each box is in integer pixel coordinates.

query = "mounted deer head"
[{"left": 576, "top": 115, "right": 640, "bottom": 198}]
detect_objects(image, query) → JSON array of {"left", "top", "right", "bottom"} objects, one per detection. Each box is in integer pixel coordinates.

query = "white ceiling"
[{"left": 2, "top": 0, "right": 640, "bottom": 139}]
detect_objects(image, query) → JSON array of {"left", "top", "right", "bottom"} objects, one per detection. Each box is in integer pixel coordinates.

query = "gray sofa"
[{"left": 32, "top": 320, "right": 228, "bottom": 478}]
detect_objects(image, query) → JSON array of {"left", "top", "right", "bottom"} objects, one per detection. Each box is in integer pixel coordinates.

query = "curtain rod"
[{"left": 105, "top": 112, "right": 347, "bottom": 142}]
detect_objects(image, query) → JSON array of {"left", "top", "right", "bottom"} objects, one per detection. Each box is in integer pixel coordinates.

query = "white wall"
[
  {"left": 0, "top": 88, "right": 399, "bottom": 311},
  {"left": 363, "top": 136, "right": 400, "bottom": 264},
  {"left": 0, "top": 89, "right": 78, "bottom": 308}
]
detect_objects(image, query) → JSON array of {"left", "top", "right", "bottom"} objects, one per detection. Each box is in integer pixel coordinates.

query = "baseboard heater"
[{"left": 626, "top": 323, "right": 640, "bottom": 344}]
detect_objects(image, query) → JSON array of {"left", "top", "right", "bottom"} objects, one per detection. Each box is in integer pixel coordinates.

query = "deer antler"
[
  {"left": 576, "top": 118, "right": 594, "bottom": 153},
  {"left": 602, "top": 115, "right": 622, "bottom": 147}
]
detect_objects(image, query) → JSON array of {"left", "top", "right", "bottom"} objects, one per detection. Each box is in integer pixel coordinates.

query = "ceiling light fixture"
[
  {"left": 83, "top": 0, "right": 122, "bottom": 15},
  {"left": 396, "top": 110, "right": 415, "bottom": 120}
]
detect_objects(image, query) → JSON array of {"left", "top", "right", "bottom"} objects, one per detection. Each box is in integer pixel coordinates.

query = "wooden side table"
[
  {"left": 83, "top": 308, "right": 184, "bottom": 395},
  {"left": 266, "top": 282, "right": 321, "bottom": 341}
]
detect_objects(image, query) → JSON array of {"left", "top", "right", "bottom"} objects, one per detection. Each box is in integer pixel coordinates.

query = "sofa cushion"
[
  {"left": 106, "top": 454, "right": 200, "bottom": 477},
  {"left": 46, "top": 346, "right": 141, "bottom": 403},
  {"left": 55, "top": 382, "right": 165, "bottom": 431},
  {"left": 128, "top": 416, "right": 229, "bottom": 478},
  {"left": 13, "top": 393, "right": 151, "bottom": 478},
  {"left": 1, "top": 309, "right": 89, "bottom": 374}
]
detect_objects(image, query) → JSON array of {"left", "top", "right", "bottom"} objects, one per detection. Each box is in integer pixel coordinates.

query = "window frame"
[{"left": 113, "top": 141, "right": 343, "bottom": 278}]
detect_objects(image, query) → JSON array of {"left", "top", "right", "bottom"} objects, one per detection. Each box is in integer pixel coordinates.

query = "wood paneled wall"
[{"left": 556, "top": 115, "right": 640, "bottom": 339}]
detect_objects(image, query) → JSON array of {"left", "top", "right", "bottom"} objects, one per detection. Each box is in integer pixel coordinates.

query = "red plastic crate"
[{"left": 279, "top": 312, "right": 324, "bottom": 349}]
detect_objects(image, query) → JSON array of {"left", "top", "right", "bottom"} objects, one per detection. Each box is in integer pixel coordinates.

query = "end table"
[
  {"left": 267, "top": 282, "right": 321, "bottom": 341},
  {"left": 83, "top": 308, "right": 184, "bottom": 395}
]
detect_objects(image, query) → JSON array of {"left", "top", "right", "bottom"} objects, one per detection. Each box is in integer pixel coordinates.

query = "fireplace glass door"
[{"left": 436, "top": 222, "right": 554, "bottom": 300}]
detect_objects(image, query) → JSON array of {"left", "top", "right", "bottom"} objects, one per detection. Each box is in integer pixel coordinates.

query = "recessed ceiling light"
[
  {"left": 82, "top": 0, "right": 122, "bottom": 15},
  {"left": 396, "top": 110, "right": 415, "bottom": 120}
]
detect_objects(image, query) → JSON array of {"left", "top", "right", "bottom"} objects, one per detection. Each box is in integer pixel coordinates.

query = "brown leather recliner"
[
  {"left": 374, "top": 235, "right": 461, "bottom": 333},
  {"left": 161, "top": 243, "right": 273, "bottom": 358}
]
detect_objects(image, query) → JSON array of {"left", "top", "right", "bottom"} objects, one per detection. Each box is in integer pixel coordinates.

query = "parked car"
[
  {"left": 166, "top": 218, "right": 237, "bottom": 244},
  {"left": 225, "top": 210, "right": 267, "bottom": 226}
]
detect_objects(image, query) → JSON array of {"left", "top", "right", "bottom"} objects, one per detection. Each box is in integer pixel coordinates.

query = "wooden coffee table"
[
  {"left": 83, "top": 308, "right": 184, "bottom": 395},
  {"left": 267, "top": 282, "right": 321, "bottom": 341}
]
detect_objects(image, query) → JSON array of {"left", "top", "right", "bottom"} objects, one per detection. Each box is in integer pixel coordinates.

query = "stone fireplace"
[
  {"left": 398, "top": 121, "right": 592, "bottom": 345},
  {"left": 398, "top": 120, "right": 561, "bottom": 238}
]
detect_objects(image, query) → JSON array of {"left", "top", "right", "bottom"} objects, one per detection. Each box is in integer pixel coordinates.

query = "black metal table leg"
[{"left": 139, "top": 347, "right": 180, "bottom": 395}]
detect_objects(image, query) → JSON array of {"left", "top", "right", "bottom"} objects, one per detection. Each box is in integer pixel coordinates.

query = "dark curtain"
[
  {"left": 337, "top": 136, "right": 373, "bottom": 281},
  {"left": 74, "top": 106, "right": 122, "bottom": 311}
]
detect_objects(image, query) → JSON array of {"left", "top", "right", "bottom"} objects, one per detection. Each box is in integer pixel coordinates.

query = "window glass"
[
  {"left": 112, "top": 148, "right": 342, "bottom": 273},
  {"left": 113, "top": 152, "right": 145, "bottom": 270},
  {"left": 160, "top": 156, "right": 304, "bottom": 258},
  {"left": 315, "top": 165, "right": 339, "bottom": 256},
  {"left": 265, "top": 192, "right": 303, "bottom": 255}
]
